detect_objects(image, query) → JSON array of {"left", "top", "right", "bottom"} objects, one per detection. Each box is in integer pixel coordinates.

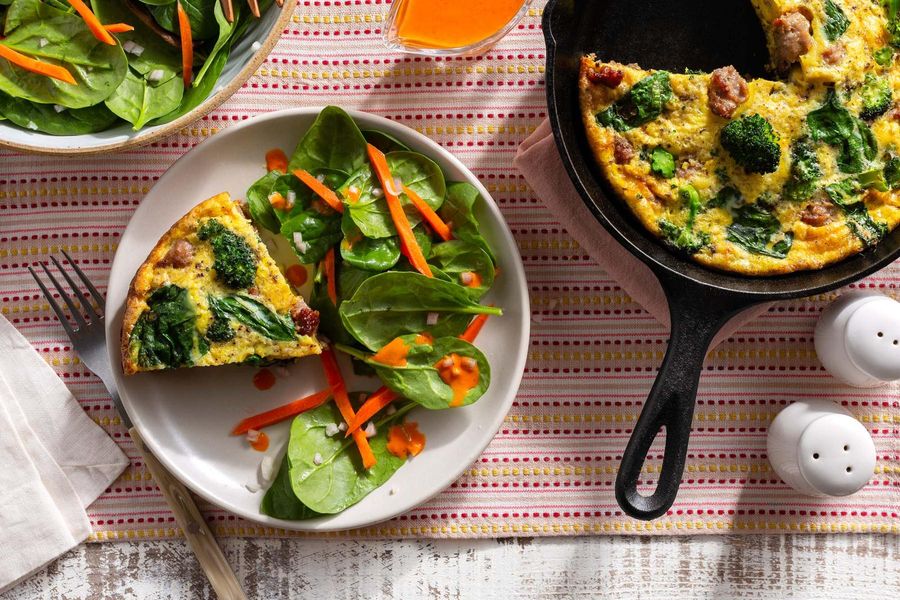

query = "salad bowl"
[
  {"left": 0, "top": 0, "right": 293, "bottom": 156},
  {"left": 105, "top": 107, "right": 530, "bottom": 531}
]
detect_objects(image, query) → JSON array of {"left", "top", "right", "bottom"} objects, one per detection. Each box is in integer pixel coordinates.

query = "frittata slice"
[{"left": 121, "top": 192, "right": 321, "bottom": 375}]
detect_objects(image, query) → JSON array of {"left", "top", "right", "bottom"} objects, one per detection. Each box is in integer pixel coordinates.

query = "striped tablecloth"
[{"left": 0, "top": 0, "right": 897, "bottom": 540}]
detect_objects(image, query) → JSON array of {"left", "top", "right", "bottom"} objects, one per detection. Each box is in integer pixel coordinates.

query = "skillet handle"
[{"left": 615, "top": 281, "right": 753, "bottom": 520}]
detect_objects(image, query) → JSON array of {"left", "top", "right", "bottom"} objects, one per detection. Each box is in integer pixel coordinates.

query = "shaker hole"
[
  {"left": 813, "top": 453, "right": 820, "bottom": 460},
  {"left": 846, "top": 467, "right": 853, "bottom": 473},
  {"left": 877, "top": 332, "right": 884, "bottom": 337},
  {"left": 843, "top": 445, "right": 849, "bottom": 452}
]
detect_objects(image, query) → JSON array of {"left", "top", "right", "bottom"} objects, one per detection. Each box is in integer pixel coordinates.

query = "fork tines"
[{"left": 29, "top": 250, "right": 105, "bottom": 336}]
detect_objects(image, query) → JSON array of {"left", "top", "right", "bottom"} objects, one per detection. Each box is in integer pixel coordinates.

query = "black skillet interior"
[{"left": 542, "top": 0, "right": 900, "bottom": 520}]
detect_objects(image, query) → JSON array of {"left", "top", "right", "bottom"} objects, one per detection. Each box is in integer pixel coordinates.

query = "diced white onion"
[
  {"left": 316, "top": 173, "right": 325, "bottom": 183},
  {"left": 26, "top": 121, "right": 38, "bottom": 131},
  {"left": 348, "top": 186, "right": 359, "bottom": 196},
  {"left": 286, "top": 190, "right": 297, "bottom": 207},
  {"left": 259, "top": 455, "right": 277, "bottom": 483},
  {"left": 325, "top": 423, "right": 340, "bottom": 437},
  {"left": 123, "top": 40, "right": 144, "bottom": 56},
  {"left": 439, "top": 357, "right": 454, "bottom": 369},
  {"left": 459, "top": 272, "right": 474, "bottom": 285},
  {"left": 147, "top": 69, "right": 165, "bottom": 84},
  {"left": 246, "top": 429, "right": 261, "bottom": 443},
  {"left": 338, "top": 422, "right": 348, "bottom": 432},
  {"left": 426, "top": 312, "right": 439, "bottom": 326},
  {"left": 364, "top": 422, "right": 376, "bottom": 438},
  {"left": 461, "top": 357, "right": 477, "bottom": 371},
  {"left": 372, "top": 187, "right": 383, "bottom": 198},
  {"left": 313, "top": 452, "right": 323, "bottom": 465},
  {"left": 292, "top": 232, "right": 309, "bottom": 254},
  {"left": 53, "top": 105, "right": 65, "bottom": 113},
  {"left": 392, "top": 177, "right": 404, "bottom": 194},
  {"left": 39, "top": 38, "right": 49, "bottom": 48}
]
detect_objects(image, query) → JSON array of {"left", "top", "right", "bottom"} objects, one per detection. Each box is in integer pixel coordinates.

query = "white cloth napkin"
[{"left": 0, "top": 315, "right": 128, "bottom": 594}]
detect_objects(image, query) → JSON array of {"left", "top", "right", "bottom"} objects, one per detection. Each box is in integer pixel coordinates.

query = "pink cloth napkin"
[{"left": 513, "top": 120, "right": 770, "bottom": 347}]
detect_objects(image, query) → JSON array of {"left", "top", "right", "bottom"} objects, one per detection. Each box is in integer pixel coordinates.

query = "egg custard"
[
  {"left": 121, "top": 193, "right": 321, "bottom": 375},
  {"left": 580, "top": 0, "right": 900, "bottom": 275}
]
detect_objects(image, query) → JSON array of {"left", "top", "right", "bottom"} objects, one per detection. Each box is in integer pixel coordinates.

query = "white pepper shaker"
[
  {"left": 767, "top": 400, "right": 876, "bottom": 497},
  {"left": 814, "top": 292, "right": 900, "bottom": 388}
]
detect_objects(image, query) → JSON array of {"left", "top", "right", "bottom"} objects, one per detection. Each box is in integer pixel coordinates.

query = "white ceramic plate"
[
  {"left": 0, "top": 2, "right": 292, "bottom": 156},
  {"left": 105, "top": 108, "right": 530, "bottom": 531}
]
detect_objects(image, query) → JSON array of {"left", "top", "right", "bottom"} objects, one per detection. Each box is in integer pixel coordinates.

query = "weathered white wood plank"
[{"left": 3, "top": 536, "right": 898, "bottom": 599}]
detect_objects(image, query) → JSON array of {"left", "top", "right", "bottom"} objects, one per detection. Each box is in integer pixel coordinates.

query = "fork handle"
[{"left": 129, "top": 427, "right": 247, "bottom": 600}]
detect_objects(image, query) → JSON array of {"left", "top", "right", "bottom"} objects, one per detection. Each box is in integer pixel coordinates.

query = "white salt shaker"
[
  {"left": 814, "top": 292, "right": 900, "bottom": 387},
  {"left": 767, "top": 400, "right": 876, "bottom": 497}
]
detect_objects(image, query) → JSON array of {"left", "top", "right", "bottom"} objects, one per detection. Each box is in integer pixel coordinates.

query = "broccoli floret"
[
  {"left": 657, "top": 185, "right": 710, "bottom": 254},
  {"left": 649, "top": 147, "right": 676, "bottom": 178},
  {"left": 783, "top": 137, "right": 822, "bottom": 202},
  {"left": 885, "top": 156, "right": 900, "bottom": 189},
  {"left": 596, "top": 71, "right": 672, "bottom": 131},
  {"left": 720, "top": 114, "right": 782, "bottom": 175},
  {"left": 205, "top": 310, "right": 235, "bottom": 343},
  {"left": 197, "top": 218, "right": 257, "bottom": 290},
  {"left": 859, "top": 74, "right": 892, "bottom": 120}
]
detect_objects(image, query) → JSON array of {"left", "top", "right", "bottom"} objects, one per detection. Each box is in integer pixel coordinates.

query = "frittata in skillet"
[
  {"left": 121, "top": 193, "right": 321, "bottom": 375},
  {"left": 580, "top": 0, "right": 900, "bottom": 275}
]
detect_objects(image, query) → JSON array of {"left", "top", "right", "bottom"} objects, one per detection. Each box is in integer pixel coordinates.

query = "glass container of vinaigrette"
[{"left": 384, "top": 0, "right": 533, "bottom": 56}]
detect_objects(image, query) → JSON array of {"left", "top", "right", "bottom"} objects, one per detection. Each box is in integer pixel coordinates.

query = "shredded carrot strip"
[
  {"left": 104, "top": 23, "right": 135, "bottom": 34},
  {"left": 345, "top": 387, "right": 399, "bottom": 435},
  {"left": 320, "top": 348, "right": 376, "bottom": 469},
  {"left": 231, "top": 390, "right": 331, "bottom": 435},
  {"left": 293, "top": 169, "right": 344, "bottom": 213},
  {"left": 0, "top": 45, "right": 76, "bottom": 85},
  {"left": 459, "top": 313, "right": 490, "bottom": 343},
  {"left": 176, "top": 1, "right": 193, "bottom": 88},
  {"left": 402, "top": 184, "right": 453, "bottom": 242},
  {"left": 323, "top": 248, "right": 338, "bottom": 305},
  {"left": 266, "top": 149, "right": 289, "bottom": 173},
  {"left": 67, "top": 0, "right": 116, "bottom": 45},
  {"left": 366, "top": 144, "right": 433, "bottom": 277}
]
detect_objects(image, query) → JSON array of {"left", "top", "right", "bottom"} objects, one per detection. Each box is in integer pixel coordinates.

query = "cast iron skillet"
[{"left": 543, "top": 0, "right": 900, "bottom": 520}]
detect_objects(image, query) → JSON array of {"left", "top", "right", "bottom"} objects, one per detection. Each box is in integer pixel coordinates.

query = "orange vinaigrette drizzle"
[
  {"left": 435, "top": 353, "right": 480, "bottom": 407},
  {"left": 394, "top": 0, "right": 525, "bottom": 49}
]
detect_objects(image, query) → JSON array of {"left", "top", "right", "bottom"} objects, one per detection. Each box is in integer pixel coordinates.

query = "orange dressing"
[
  {"left": 394, "top": 0, "right": 525, "bottom": 49},
  {"left": 372, "top": 337, "right": 412, "bottom": 367},
  {"left": 414, "top": 333, "right": 433, "bottom": 345},
  {"left": 253, "top": 368, "right": 277, "bottom": 391},
  {"left": 265, "top": 149, "right": 289, "bottom": 173},
  {"left": 268, "top": 191, "right": 286, "bottom": 210},
  {"left": 250, "top": 431, "right": 270, "bottom": 452},
  {"left": 387, "top": 422, "right": 426, "bottom": 459},
  {"left": 285, "top": 264, "right": 308, "bottom": 288},
  {"left": 343, "top": 186, "right": 362, "bottom": 204},
  {"left": 460, "top": 271, "right": 483, "bottom": 289},
  {"left": 435, "top": 353, "right": 480, "bottom": 407}
]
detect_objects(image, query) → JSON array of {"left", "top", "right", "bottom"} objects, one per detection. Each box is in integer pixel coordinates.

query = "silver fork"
[{"left": 30, "top": 252, "right": 247, "bottom": 600}]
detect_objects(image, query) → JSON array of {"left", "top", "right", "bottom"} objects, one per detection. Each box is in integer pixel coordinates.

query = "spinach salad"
[
  {"left": 0, "top": 0, "right": 273, "bottom": 135},
  {"left": 237, "top": 106, "right": 503, "bottom": 519}
]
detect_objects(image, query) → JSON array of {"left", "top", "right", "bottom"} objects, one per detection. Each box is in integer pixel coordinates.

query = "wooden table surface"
[{"left": 3, "top": 535, "right": 898, "bottom": 599}]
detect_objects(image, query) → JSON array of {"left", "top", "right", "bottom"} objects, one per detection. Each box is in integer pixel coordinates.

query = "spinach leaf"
[
  {"left": 194, "top": 0, "right": 234, "bottom": 85},
  {"left": 823, "top": 0, "right": 850, "bottom": 42},
  {"left": 807, "top": 89, "right": 877, "bottom": 174},
  {"left": 887, "top": 0, "right": 900, "bottom": 47},
  {"left": 92, "top": 0, "right": 182, "bottom": 83},
  {"left": 0, "top": 0, "right": 128, "bottom": 108},
  {"left": 363, "top": 128, "right": 410, "bottom": 153},
  {"left": 707, "top": 185, "right": 742, "bottom": 210},
  {"left": 429, "top": 240, "right": 495, "bottom": 299},
  {"left": 339, "top": 271, "right": 502, "bottom": 351},
  {"left": 657, "top": 186, "right": 709, "bottom": 254},
  {"left": 885, "top": 155, "right": 900, "bottom": 189},
  {"left": 340, "top": 215, "right": 401, "bottom": 271},
  {"left": 129, "top": 284, "right": 203, "bottom": 369},
  {"left": 207, "top": 294, "right": 297, "bottom": 341},
  {"left": 340, "top": 335, "right": 491, "bottom": 410},
  {"left": 245, "top": 170, "right": 282, "bottom": 233},
  {"left": 281, "top": 208, "right": 343, "bottom": 264},
  {"left": 148, "top": 0, "right": 220, "bottom": 40},
  {"left": 104, "top": 68, "right": 183, "bottom": 130},
  {"left": 783, "top": 137, "right": 822, "bottom": 202},
  {"left": 342, "top": 152, "right": 446, "bottom": 239},
  {"left": 439, "top": 182, "right": 496, "bottom": 263},
  {"left": 726, "top": 203, "right": 793, "bottom": 259},
  {"left": 288, "top": 105, "right": 368, "bottom": 176},
  {"left": 150, "top": 45, "right": 227, "bottom": 125},
  {"left": 260, "top": 453, "right": 320, "bottom": 520},
  {"left": 825, "top": 178, "right": 888, "bottom": 247},
  {"left": 287, "top": 401, "right": 412, "bottom": 514},
  {"left": 596, "top": 71, "right": 672, "bottom": 132},
  {"left": 0, "top": 93, "right": 118, "bottom": 134}
]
